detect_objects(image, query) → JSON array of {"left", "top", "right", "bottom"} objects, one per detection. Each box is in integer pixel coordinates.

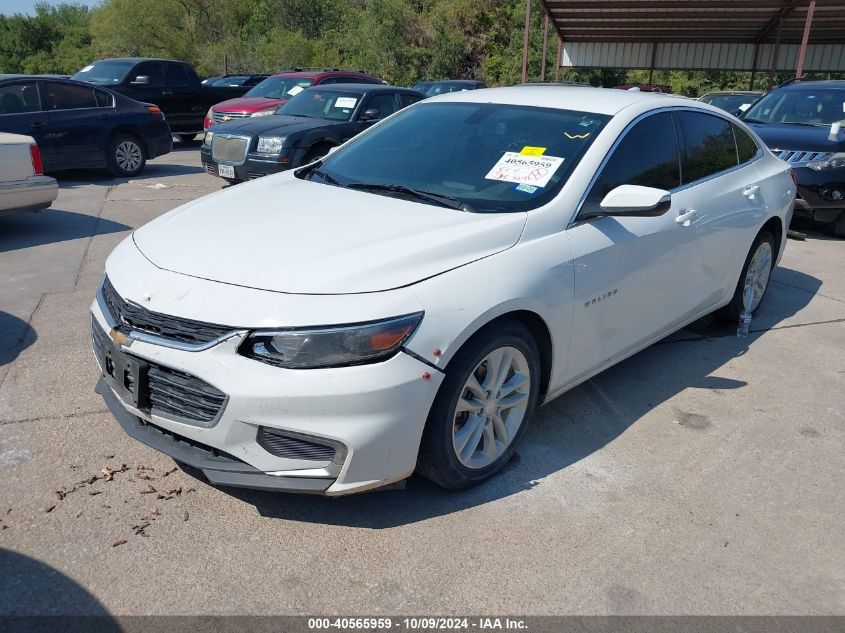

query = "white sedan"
[
  {"left": 0, "top": 133, "right": 57, "bottom": 214},
  {"left": 92, "top": 87, "right": 794, "bottom": 495}
]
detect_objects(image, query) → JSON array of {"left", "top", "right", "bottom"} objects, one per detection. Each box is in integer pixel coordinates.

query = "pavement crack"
[
  {"left": 770, "top": 278, "right": 845, "bottom": 304},
  {"left": 0, "top": 293, "right": 46, "bottom": 392},
  {"left": 0, "top": 409, "right": 109, "bottom": 426},
  {"left": 73, "top": 184, "right": 113, "bottom": 291},
  {"left": 663, "top": 317, "right": 845, "bottom": 345}
]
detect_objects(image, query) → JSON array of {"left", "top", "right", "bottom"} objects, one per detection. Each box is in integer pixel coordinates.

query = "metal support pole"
[
  {"left": 555, "top": 35, "right": 562, "bottom": 81},
  {"left": 521, "top": 0, "right": 531, "bottom": 84},
  {"left": 540, "top": 14, "right": 549, "bottom": 82},
  {"left": 749, "top": 44, "right": 759, "bottom": 90},
  {"left": 767, "top": 12, "right": 784, "bottom": 89},
  {"left": 648, "top": 43, "right": 658, "bottom": 85},
  {"left": 795, "top": 0, "right": 816, "bottom": 78}
]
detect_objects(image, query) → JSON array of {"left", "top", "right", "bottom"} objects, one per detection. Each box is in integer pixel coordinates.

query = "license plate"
[
  {"left": 218, "top": 164, "right": 235, "bottom": 179},
  {"left": 94, "top": 329, "right": 148, "bottom": 409}
]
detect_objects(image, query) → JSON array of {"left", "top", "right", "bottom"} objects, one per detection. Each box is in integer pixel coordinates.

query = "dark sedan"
[
  {"left": 201, "top": 84, "right": 423, "bottom": 183},
  {"left": 412, "top": 80, "right": 486, "bottom": 97},
  {"left": 0, "top": 75, "right": 171, "bottom": 176}
]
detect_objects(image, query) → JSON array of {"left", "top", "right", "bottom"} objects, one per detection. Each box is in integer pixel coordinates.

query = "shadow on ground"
[
  {"left": 0, "top": 548, "right": 119, "bottom": 627},
  {"left": 0, "top": 312, "right": 36, "bottom": 369},
  {"left": 0, "top": 209, "right": 130, "bottom": 253},
  {"left": 215, "top": 267, "right": 823, "bottom": 528},
  {"left": 52, "top": 158, "right": 206, "bottom": 188}
]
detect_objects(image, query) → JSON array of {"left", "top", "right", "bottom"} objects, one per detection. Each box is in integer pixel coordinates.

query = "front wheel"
[
  {"left": 718, "top": 230, "right": 775, "bottom": 322},
  {"left": 416, "top": 321, "right": 540, "bottom": 490},
  {"left": 107, "top": 134, "right": 146, "bottom": 177}
]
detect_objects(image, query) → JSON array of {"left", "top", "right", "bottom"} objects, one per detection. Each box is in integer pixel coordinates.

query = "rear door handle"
[
  {"left": 30, "top": 122, "right": 47, "bottom": 128},
  {"left": 743, "top": 185, "right": 760, "bottom": 198},
  {"left": 676, "top": 209, "right": 697, "bottom": 226}
]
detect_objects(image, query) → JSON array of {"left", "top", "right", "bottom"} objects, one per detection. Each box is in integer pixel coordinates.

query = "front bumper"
[
  {"left": 200, "top": 145, "right": 292, "bottom": 182},
  {"left": 794, "top": 166, "right": 845, "bottom": 222},
  {"left": 90, "top": 269, "right": 443, "bottom": 496}
]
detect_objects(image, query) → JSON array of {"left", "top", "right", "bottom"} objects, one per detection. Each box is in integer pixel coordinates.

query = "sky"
[{"left": 1, "top": 0, "right": 99, "bottom": 16}]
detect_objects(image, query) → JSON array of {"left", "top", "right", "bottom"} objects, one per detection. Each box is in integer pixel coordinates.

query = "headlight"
[
  {"left": 239, "top": 313, "right": 423, "bottom": 369},
  {"left": 257, "top": 136, "right": 286, "bottom": 154},
  {"left": 204, "top": 130, "right": 214, "bottom": 145},
  {"left": 251, "top": 109, "right": 275, "bottom": 118},
  {"left": 808, "top": 152, "right": 845, "bottom": 170}
]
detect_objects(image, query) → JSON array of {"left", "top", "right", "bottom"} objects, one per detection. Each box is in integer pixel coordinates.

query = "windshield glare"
[
  {"left": 245, "top": 76, "right": 313, "bottom": 99},
  {"left": 702, "top": 95, "right": 756, "bottom": 112},
  {"left": 72, "top": 60, "right": 133, "bottom": 84},
  {"left": 310, "top": 102, "right": 609, "bottom": 213},
  {"left": 744, "top": 89, "right": 845, "bottom": 126},
  {"left": 278, "top": 89, "right": 362, "bottom": 121}
]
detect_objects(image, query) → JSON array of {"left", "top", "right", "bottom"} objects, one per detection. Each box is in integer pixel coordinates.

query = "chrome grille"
[
  {"left": 147, "top": 364, "right": 227, "bottom": 427},
  {"left": 211, "top": 135, "right": 249, "bottom": 164},
  {"left": 257, "top": 427, "right": 337, "bottom": 462},
  {"left": 101, "top": 277, "right": 235, "bottom": 346},
  {"left": 211, "top": 110, "right": 250, "bottom": 125},
  {"left": 773, "top": 149, "right": 833, "bottom": 166}
]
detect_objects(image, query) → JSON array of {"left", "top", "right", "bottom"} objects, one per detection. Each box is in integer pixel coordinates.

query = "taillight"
[
  {"left": 790, "top": 168, "right": 798, "bottom": 186},
  {"left": 29, "top": 144, "right": 43, "bottom": 176},
  {"left": 203, "top": 107, "right": 214, "bottom": 130}
]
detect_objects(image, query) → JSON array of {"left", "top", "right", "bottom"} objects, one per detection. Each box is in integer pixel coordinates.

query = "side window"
[
  {"left": 131, "top": 62, "right": 165, "bottom": 87},
  {"left": 317, "top": 78, "right": 337, "bottom": 85},
  {"left": 733, "top": 124, "right": 759, "bottom": 164},
  {"left": 0, "top": 82, "right": 40, "bottom": 115},
  {"left": 581, "top": 112, "right": 680, "bottom": 216},
  {"left": 676, "top": 111, "right": 738, "bottom": 183},
  {"left": 399, "top": 94, "right": 421, "bottom": 108},
  {"left": 43, "top": 82, "right": 98, "bottom": 110},
  {"left": 94, "top": 89, "right": 113, "bottom": 108},
  {"left": 165, "top": 63, "right": 191, "bottom": 88},
  {"left": 362, "top": 94, "right": 398, "bottom": 120}
]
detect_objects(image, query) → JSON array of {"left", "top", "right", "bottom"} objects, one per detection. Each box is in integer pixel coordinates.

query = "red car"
[{"left": 203, "top": 69, "right": 384, "bottom": 129}]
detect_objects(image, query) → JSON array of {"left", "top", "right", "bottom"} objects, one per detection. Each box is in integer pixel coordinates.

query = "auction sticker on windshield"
[
  {"left": 485, "top": 152, "right": 564, "bottom": 188},
  {"left": 335, "top": 97, "right": 358, "bottom": 109}
]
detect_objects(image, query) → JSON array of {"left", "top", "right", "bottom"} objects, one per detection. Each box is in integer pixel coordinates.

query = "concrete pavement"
[{"left": 0, "top": 147, "right": 843, "bottom": 616}]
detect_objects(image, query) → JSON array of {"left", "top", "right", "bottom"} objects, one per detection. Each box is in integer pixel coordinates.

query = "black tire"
[
  {"left": 107, "top": 133, "right": 146, "bottom": 177},
  {"left": 717, "top": 229, "right": 775, "bottom": 322},
  {"left": 302, "top": 144, "right": 332, "bottom": 165},
  {"left": 176, "top": 133, "right": 198, "bottom": 142},
  {"left": 832, "top": 212, "right": 845, "bottom": 239},
  {"left": 416, "top": 320, "right": 541, "bottom": 490}
]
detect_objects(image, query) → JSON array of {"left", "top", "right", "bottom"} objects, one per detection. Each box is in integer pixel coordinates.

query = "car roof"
[
  {"left": 270, "top": 70, "right": 377, "bottom": 80},
  {"left": 89, "top": 57, "right": 182, "bottom": 64},
  {"left": 427, "top": 85, "right": 699, "bottom": 116},
  {"left": 418, "top": 79, "right": 483, "bottom": 84},
  {"left": 307, "top": 83, "right": 419, "bottom": 95},
  {"left": 702, "top": 90, "right": 762, "bottom": 96},
  {"left": 779, "top": 79, "right": 845, "bottom": 91},
  {"left": 0, "top": 74, "right": 72, "bottom": 80}
]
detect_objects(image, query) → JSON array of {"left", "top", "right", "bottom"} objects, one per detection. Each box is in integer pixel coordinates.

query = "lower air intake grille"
[
  {"left": 147, "top": 364, "right": 227, "bottom": 427},
  {"left": 257, "top": 428, "right": 337, "bottom": 461}
]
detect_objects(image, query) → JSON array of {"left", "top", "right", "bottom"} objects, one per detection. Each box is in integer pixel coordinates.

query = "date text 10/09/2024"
[{"left": 308, "top": 617, "right": 528, "bottom": 630}]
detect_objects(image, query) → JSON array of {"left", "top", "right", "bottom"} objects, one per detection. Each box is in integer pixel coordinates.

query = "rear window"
[
  {"left": 733, "top": 124, "right": 759, "bottom": 164},
  {"left": 744, "top": 88, "right": 845, "bottom": 126},
  {"left": 244, "top": 76, "right": 314, "bottom": 99},
  {"left": 676, "top": 111, "right": 738, "bottom": 183}
]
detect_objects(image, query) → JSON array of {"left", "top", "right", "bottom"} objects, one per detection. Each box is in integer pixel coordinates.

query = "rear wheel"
[
  {"left": 416, "top": 321, "right": 540, "bottom": 490},
  {"left": 832, "top": 211, "right": 845, "bottom": 239},
  {"left": 107, "top": 134, "right": 146, "bottom": 177},
  {"left": 718, "top": 230, "right": 775, "bottom": 322}
]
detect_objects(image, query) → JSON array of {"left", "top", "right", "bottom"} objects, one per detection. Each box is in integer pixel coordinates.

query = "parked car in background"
[
  {"left": 72, "top": 58, "right": 256, "bottom": 141},
  {"left": 201, "top": 76, "right": 223, "bottom": 86},
  {"left": 413, "top": 80, "right": 487, "bottom": 96},
  {"left": 741, "top": 79, "right": 845, "bottom": 237},
  {"left": 208, "top": 74, "right": 269, "bottom": 88},
  {"left": 202, "top": 84, "right": 423, "bottom": 183},
  {"left": 0, "top": 132, "right": 57, "bottom": 213},
  {"left": 613, "top": 83, "right": 672, "bottom": 93},
  {"left": 0, "top": 75, "right": 172, "bottom": 176},
  {"left": 204, "top": 69, "right": 384, "bottom": 130},
  {"left": 699, "top": 90, "right": 763, "bottom": 114},
  {"left": 95, "top": 87, "right": 793, "bottom": 495}
]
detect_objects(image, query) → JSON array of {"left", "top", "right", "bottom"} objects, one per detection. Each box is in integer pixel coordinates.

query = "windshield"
[
  {"left": 244, "top": 76, "right": 314, "bottom": 99},
  {"left": 72, "top": 60, "right": 134, "bottom": 85},
  {"left": 701, "top": 94, "right": 758, "bottom": 112},
  {"left": 744, "top": 88, "right": 845, "bottom": 126},
  {"left": 213, "top": 76, "right": 248, "bottom": 86},
  {"left": 416, "top": 82, "right": 473, "bottom": 96},
  {"left": 307, "top": 102, "right": 610, "bottom": 213},
  {"left": 277, "top": 89, "right": 363, "bottom": 121}
]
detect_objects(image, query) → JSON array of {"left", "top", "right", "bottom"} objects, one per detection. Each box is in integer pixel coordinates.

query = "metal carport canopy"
[{"left": 540, "top": 0, "right": 845, "bottom": 73}]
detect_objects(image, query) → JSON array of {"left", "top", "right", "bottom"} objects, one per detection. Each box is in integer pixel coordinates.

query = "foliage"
[{"left": 1, "top": 0, "right": 842, "bottom": 91}]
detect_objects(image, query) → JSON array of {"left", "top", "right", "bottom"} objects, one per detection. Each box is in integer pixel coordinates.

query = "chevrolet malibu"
[{"left": 92, "top": 87, "right": 794, "bottom": 495}]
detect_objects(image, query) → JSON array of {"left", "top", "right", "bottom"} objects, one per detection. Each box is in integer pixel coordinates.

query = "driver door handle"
[
  {"left": 676, "top": 209, "right": 697, "bottom": 226},
  {"left": 743, "top": 185, "right": 760, "bottom": 198}
]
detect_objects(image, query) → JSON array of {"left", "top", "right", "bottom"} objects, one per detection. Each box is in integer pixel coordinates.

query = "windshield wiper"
[
  {"left": 742, "top": 117, "right": 767, "bottom": 124},
  {"left": 310, "top": 167, "right": 341, "bottom": 186},
  {"left": 346, "top": 183, "right": 475, "bottom": 212}
]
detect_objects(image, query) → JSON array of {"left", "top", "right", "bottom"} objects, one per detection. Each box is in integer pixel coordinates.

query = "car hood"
[
  {"left": 213, "top": 96, "right": 286, "bottom": 113},
  {"left": 132, "top": 174, "right": 526, "bottom": 295},
  {"left": 746, "top": 121, "right": 845, "bottom": 153},
  {"left": 209, "top": 115, "right": 335, "bottom": 137}
]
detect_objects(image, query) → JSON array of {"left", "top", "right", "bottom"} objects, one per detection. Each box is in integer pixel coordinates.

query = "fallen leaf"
[
  {"left": 150, "top": 507, "right": 161, "bottom": 516},
  {"left": 44, "top": 505, "right": 56, "bottom": 513},
  {"left": 141, "top": 484, "right": 157, "bottom": 494},
  {"left": 112, "top": 539, "right": 127, "bottom": 547},
  {"left": 75, "top": 511, "right": 83, "bottom": 518},
  {"left": 88, "top": 490, "right": 103, "bottom": 496},
  {"left": 163, "top": 467, "right": 178, "bottom": 477},
  {"left": 54, "top": 490, "right": 66, "bottom": 501},
  {"left": 137, "top": 474, "right": 155, "bottom": 481},
  {"left": 165, "top": 487, "right": 182, "bottom": 497},
  {"left": 101, "top": 468, "right": 114, "bottom": 482},
  {"left": 104, "top": 455, "right": 115, "bottom": 460},
  {"left": 181, "top": 511, "right": 189, "bottom": 522}
]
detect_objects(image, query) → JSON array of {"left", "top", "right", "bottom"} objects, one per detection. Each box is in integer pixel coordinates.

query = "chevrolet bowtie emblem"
[
  {"left": 222, "top": 115, "right": 231, "bottom": 121},
  {"left": 109, "top": 328, "right": 131, "bottom": 348}
]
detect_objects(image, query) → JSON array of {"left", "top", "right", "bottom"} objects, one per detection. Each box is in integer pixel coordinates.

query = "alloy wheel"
[
  {"left": 742, "top": 240, "right": 773, "bottom": 312},
  {"left": 115, "top": 141, "right": 143, "bottom": 173},
  {"left": 452, "top": 346, "right": 531, "bottom": 469}
]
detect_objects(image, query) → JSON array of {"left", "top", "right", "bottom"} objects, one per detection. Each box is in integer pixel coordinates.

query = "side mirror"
[
  {"left": 598, "top": 184, "right": 672, "bottom": 217},
  {"left": 131, "top": 75, "right": 150, "bottom": 86},
  {"left": 361, "top": 108, "right": 380, "bottom": 121}
]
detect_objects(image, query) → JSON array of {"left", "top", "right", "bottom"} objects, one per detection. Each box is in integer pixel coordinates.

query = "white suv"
[{"left": 92, "top": 86, "right": 794, "bottom": 495}]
